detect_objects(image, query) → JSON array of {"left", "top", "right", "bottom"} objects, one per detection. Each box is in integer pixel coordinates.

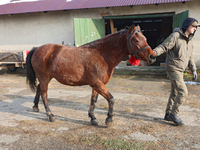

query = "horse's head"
[{"left": 127, "top": 24, "right": 156, "bottom": 64}]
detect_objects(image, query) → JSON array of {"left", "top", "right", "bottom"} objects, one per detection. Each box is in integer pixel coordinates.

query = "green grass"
[{"left": 80, "top": 134, "right": 157, "bottom": 150}]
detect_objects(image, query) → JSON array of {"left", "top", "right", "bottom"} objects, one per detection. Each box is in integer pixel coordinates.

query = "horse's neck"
[
  {"left": 89, "top": 32, "right": 129, "bottom": 67},
  {"left": 105, "top": 32, "right": 129, "bottom": 67}
]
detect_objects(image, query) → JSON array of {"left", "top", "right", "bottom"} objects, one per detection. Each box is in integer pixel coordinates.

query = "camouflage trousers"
[{"left": 166, "top": 70, "right": 188, "bottom": 116}]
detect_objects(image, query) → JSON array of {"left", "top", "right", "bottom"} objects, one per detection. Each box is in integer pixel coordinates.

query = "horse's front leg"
[
  {"left": 105, "top": 96, "right": 115, "bottom": 126},
  {"left": 88, "top": 89, "right": 99, "bottom": 125},
  {"left": 92, "top": 81, "right": 115, "bottom": 127},
  {"left": 33, "top": 84, "right": 41, "bottom": 112}
]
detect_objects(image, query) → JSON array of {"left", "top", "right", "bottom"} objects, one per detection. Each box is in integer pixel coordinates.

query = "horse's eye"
[
  {"left": 132, "top": 38, "right": 139, "bottom": 42},
  {"left": 135, "top": 39, "right": 139, "bottom": 42}
]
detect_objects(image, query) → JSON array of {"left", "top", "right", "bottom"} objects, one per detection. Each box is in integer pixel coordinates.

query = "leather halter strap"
[{"left": 126, "top": 27, "right": 150, "bottom": 59}]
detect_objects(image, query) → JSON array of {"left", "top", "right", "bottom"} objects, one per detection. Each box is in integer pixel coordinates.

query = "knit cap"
[{"left": 182, "top": 17, "right": 199, "bottom": 33}]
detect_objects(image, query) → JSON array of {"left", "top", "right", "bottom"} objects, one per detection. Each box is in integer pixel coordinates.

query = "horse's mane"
[{"left": 81, "top": 27, "right": 129, "bottom": 48}]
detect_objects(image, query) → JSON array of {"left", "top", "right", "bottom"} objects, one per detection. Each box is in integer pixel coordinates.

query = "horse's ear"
[{"left": 128, "top": 24, "right": 135, "bottom": 34}]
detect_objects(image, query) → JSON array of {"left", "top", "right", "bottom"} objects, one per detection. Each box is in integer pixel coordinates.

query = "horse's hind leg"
[
  {"left": 88, "top": 89, "right": 99, "bottom": 125},
  {"left": 39, "top": 80, "right": 56, "bottom": 122},
  {"left": 33, "top": 84, "right": 41, "bottom": 112}
]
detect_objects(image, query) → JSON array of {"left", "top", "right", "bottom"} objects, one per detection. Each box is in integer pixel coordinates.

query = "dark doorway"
[{"left": 105, "top": 17, "right": 173, "bottom": 66}]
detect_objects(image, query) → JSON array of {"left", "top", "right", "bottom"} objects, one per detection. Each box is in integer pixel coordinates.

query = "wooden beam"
[{"left": 110, "top": 19, "right": 115, "bottom": 34}]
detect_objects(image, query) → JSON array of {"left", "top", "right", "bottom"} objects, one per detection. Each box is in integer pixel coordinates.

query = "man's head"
[{"left": 182, "top": 17, "right": 200, "bottom": 34}]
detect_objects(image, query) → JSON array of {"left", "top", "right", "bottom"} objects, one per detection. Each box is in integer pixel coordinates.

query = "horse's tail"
[{"left": 26, "top": 47, "right": 38, "bottom": 92}]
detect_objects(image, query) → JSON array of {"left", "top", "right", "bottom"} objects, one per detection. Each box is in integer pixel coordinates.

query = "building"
[{"left": 0, "top": 0, "right": 200, "bottom": 68}]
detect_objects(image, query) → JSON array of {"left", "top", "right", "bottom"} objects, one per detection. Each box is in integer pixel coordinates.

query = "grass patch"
[
  {"left": 46, "top": 131, "right": 57, "bottom": 137},
  {"left": 0, "top": 89, "right": 9, "bottom": 93},
  {"left": 139, "top": 124, "right": 157, "bottom": 134},
  {"left": 8, "top": 95, "right": 18, "bottom": 99},
  {"left": 80, "top": 134, "right": 157, "bottom": 150},
  {"left": 0, "top": 127, "right": 19, "bottom": 133},
  {"left": 119, "top": 82, "right": 130, "bottom": 86},
  {"left": 123, "top": 108, "right": 132, "bottom": 113},
  {"left": 126, "top": 88, "right": 138, "bottom": 91}
]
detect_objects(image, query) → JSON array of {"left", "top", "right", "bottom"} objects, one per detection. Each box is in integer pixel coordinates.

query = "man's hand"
[
  {"left": 153, "top": 50, "right": 157, "bottom": 57},
  {"left": 192, "top": 71, "right": 197, "bottom": 81}
]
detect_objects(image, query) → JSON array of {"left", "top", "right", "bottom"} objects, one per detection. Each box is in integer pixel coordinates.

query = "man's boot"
[
  {"left": 164, "top": 113, "right": 171, "bottom": 121},
  {"left": 168, "top": 113, "right": 184, "bottom": 126}
]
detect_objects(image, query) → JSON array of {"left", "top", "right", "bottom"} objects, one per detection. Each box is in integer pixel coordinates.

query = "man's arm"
[
  {"left": 153, "top": 32, "right": 177, "bottom": 57},
  {"left": 188, "top": 48, "right": 197, "bottom": 80}
]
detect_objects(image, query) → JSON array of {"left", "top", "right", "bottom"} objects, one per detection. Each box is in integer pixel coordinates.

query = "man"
[{"left": 153, "top": 17, "right": 199, "bottom": 126}]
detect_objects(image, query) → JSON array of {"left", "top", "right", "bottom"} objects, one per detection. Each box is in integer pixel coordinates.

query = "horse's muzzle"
[{"left": 148, "top": 54, "right": 156, "bottom": 64}]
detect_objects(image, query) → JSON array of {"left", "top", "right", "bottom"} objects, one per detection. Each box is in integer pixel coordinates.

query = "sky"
[{"left": 0, "top": 0, "right": 41, "bottom": 5}]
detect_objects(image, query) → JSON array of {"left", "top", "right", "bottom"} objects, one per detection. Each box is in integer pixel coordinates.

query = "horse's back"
[
  {"left": 31, "top": 44, "right": 92, "bottom": 85},
  {"left": 31, "top": 43, "right": 111, "bottom": 86}
]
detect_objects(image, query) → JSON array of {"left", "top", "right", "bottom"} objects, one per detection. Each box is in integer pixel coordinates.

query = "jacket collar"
[{"left": 178, "top": 28, "right": 193, "bottom": 41}]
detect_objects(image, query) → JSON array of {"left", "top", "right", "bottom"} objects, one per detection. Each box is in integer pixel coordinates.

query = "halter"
[{"left": 126, "top": 27, "right": 150, "bottom": 59}]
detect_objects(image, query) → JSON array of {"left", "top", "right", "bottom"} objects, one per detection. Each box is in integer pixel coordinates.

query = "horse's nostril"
[
  {"left": 149, "top": 55, "right": 156, "bottom": 64},
  {"left": 149, "top": 55, "right": 156, "bottom": 59}
]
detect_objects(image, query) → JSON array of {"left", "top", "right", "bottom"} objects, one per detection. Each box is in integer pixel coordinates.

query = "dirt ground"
[{"left": 0, "top": 68, "right": 200, "bottom": 150}]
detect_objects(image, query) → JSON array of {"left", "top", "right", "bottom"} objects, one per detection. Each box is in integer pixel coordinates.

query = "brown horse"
[{"left": 26, "top": 24, "right": 156, "bottom": 126}]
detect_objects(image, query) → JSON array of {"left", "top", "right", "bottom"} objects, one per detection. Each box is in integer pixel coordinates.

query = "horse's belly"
[
  {"left": 55, "top": 74, "right": 87, "bottom": 86},
  {"left": 49, "top": 64, "right": 87, "bottom": 86}
]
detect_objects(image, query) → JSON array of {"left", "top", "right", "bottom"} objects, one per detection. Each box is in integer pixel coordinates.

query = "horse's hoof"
[
  {"left": 33, "top": 106, "right": 39, "bottom": 112},
  {"left": 91, "top": 120, "right": 98, "bottom": 126},
  {"left": 106, "top": 121, "right": 113, "bottom": 128},
  {"left": 49, "top": 116, "right": 56, "bottom": 122},
  {"left": 105, "top": 118, "right": 113, "bottom": 127}
]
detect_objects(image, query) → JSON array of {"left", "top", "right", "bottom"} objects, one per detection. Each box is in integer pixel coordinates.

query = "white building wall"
[
  {"left": 0, "top": 0, "right": 200, "bottom": 68},
  {"left": 0, "top": 11, "right": 73, "bottom": 51}
]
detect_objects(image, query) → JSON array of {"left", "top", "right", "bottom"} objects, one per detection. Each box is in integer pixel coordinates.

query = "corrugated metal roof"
[{"left": 0, "top": 0, "right": 193, "bottom": 15}]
